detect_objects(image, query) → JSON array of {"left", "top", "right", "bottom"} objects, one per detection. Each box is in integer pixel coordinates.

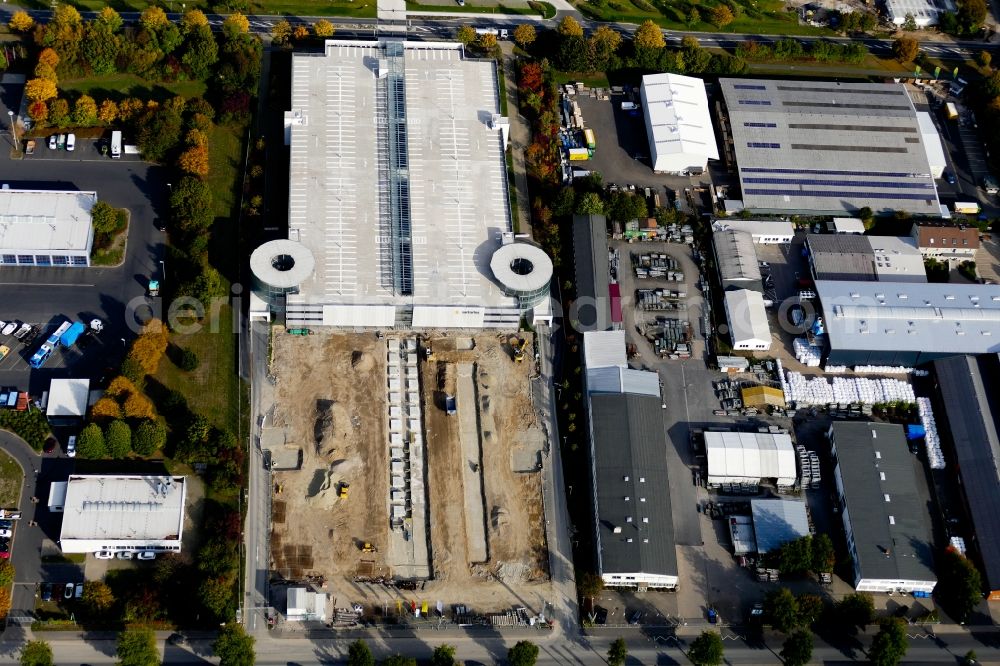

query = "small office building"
[
  {"left": 54, "top": 475, "right": 186, "bottom": 555},
  {"left": 711, "top": 218, "right": 794, "bottom": 244},
  {"left": 0, "top": 189, "right": 96, "bottom": 267},
  {"left": 45, "top": 378, "right": 90, "bottom": 425},
  {"left": 724, "top": 289, "right": 771, "bottom": 351},
  {"left": 911, "top": 222, "right": 979, "bottom": 261}
]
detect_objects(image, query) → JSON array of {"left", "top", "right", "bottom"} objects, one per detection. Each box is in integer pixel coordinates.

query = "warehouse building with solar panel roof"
[{"left": 718, "top": 79, "right": 944, "bottom": 217}]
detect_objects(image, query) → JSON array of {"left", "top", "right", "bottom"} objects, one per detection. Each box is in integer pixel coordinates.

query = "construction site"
[{"left": 266, "top": 330, "right": 552, "bottom": 619}]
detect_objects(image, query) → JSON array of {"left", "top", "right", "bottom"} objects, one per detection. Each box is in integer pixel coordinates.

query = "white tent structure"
[
  {"left": 639, "top": 73, "right": 719, "bottom": 174},
  {"left": 705, "top": 432, "right": 796, "bottom": 487},
  {"left": 917, "top": 112, "right": 946, "bottom": 178}
]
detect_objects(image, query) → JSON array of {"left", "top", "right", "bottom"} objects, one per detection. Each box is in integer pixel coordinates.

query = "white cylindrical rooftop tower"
[{"left": 250, "top": 239, "right": 315, "bottom": 311}]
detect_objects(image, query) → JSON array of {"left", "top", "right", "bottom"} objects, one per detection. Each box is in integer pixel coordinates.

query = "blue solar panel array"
[
  {"left": 747, "top": 142, "right": 781, "bottom": 149},
  {"left": 744, "top": 189, "right": 934, "bottom": 201},
  {"left": 733, "top": 84, "right": 767, "bottom": 90},
  {"left": 738, "top": 100, "right": 772, "bottom": 106},
  {"left": 744, "top": 122, "right": 778, "bottom": 128},
  {"left": 742, "top": 167, "right": 919, "bottom": 178},
  {"left": 744, "top": 177, "right": 934, "bottom": 190}
]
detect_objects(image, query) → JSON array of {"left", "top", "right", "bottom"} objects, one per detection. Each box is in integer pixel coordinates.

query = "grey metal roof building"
[
  {"left": 816, "top": 280, "right": 1000, "bottom": 366},
  {"left": 828, "top": 422, "right": 937, "bottom": 593},
  {"left": 719, "top": 79, "right": 942, "bottom": 216},
  {"left": 751, "top": 499, "right": 810, "bottom": 554},
  {"left": 807, "top": 234, "right": 878, "bottom": 281},
  {"left": 806, "top": 235, "right": 926, "bottom": 283},
  {"left": 589, "top": 393, "right": 678, "bottom": 589},
  {"left": 932, "top": 354, "right": 1000, "bottom": 599},
  {"left": 713, "top": 229, "right": 761, "bottom": 292},
  {"left": 573, "top": 214, "right": 612, "bottom": 331}
]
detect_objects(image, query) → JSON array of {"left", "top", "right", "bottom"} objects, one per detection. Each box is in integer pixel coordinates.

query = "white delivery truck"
[
  {"left": 475, "top": 27, "right": 509, "bottom": 39},
  {"left": 111, "top": 130, "right": 122, "bottom": 159}
]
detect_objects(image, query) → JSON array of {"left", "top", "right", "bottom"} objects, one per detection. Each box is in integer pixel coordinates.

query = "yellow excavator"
[{"left": 509, "top": 336, "right": 528, "bottom": 362}]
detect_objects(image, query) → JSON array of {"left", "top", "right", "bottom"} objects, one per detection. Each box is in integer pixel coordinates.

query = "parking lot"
[
  {"left": 0, "top": 81, "right": 169, "bottom": 395},
  {"left": 575, "top": 93, "right": 710, "bottom": 201}
]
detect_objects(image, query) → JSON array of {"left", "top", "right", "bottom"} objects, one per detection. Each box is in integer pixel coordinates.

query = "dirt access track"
[{"left": 268, "top": 329, "right": 552, "bottom": 614}]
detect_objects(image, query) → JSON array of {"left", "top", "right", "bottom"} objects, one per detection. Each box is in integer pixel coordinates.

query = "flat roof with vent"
[
  {"left": 58, "top": 475, "right": 187, "bottom": 553},
  {"left": 0, "top": 188, "right": 96, "bottom": 252},
  {"left": 817, "top": 280, "right": 1000, "bottom": 358},
  {"left": 591, "top": 393, "right": 677, "bottom": 581},
  {"left": 639, "top": 73, "right": 719, "bottom": 173},
  {"left": 829, "top": 423, "right": 936, "bottom": 586}
]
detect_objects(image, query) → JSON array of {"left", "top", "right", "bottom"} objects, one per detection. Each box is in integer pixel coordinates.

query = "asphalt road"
[
  {"left": 0, "top": 624, "right": 997, "bottom": 664},
  {"left": 244, "top": 320, "right": 272, "bottom": 636},
  {"left": 0, "top": 81, "right": 168, "bottom": 396},
  {"left": 0, "top": 433, "right": 78, "bottom": 632}
]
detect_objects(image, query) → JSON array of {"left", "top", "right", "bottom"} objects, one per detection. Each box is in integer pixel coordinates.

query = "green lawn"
[
  {"left": 554, "top": 71, "right": 611, "bottom": 88},
  {"left": 208, "top": 124, "right": 245, "bottom": 229},
  {"left": 0, "top": 450, "right": 22, "bottom": 508},
  {"left": 45, "top": 0, "right": 377, "bottom": 16},
  {"left": 59, "top": 74, "right": 207, "bottom": 103},
  {"left": 155, "top": 306, "right": 240, "bottom": 431},
  {"left": 575, "top": 0, "right": 830, "bottom": 35},
  {"left": 406, "top": 0, "right": 553, "bottom": 15}
]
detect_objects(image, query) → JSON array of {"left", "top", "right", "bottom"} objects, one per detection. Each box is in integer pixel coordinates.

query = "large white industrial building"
[
  {"left": 50, "top": 475, "right": 186, "bottom": 555},
  {"left": 252, "top": 39, "right": 551, "bottom": 330},
  {"left": 720, "top": 79, "right": 943, "bottom": 216},
  {"left": 639, "top": 73, "right": 718, "bottom": 174},
  {"left": 705, "top": 431, "right": 796, "bottom": 488},
  {"left": 0, "top": 189, "right": 96, "bottom": 267}
]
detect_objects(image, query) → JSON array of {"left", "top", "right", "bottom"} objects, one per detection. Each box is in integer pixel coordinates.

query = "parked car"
[
  {"left": 66, "top": 133, "right": 76, "bottom": 151},
  {"left": 66, "top": 436, "right": 76, "bottom": 458},
  {"left": 944, "top": 170, "right": 957, "bottom": 185},
  {"left": 48, "top": 135, "right": 57, "bottom": 150},
  {"left": 594, "top": 606, "right": 608, "bottom": 625},
  {"left": 1, "top": 321, "right": 16, "bottom": 336},
  {"left": 57, "top": 134, "right": 66, "bottom": 149},
  {"left": 116, "top": 551, "right": 133, "bottom": 560},
  {"left": 40, "top": 583, "right": 52, "bottom": 601},
  {"left": 0, "top": 520, "right": 12, "bottom": 529},
  {"left": 137, "top": 551, "right": 156, "bottom": 561},
  {"left": 0, "top": 530, "right": 11, "bottom": 538},
  {"left": 64, "top": 583, "right": 74, "bottom": 599},
  {"left": 75, "top": 583, "right": 83, "bottom": 598},
  {"left": 94, "top": 551, "right": 114, "bottom": 559},
  {"left": 0, "top": 346, "right": 8, "bottom": 361},
  {"left": 43, "top": 438, "right": 56, "bottom": 454},
  {"left": 0, "top": 541, "right": 11, "bottom": 559}
]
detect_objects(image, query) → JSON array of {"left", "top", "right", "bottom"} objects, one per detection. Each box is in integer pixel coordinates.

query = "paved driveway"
[
  {"left": 0, "top": 81, "right": 169, "bottom": 396},
  {"left": 0, "top": 433, "right": 79, "bottom": 627}
]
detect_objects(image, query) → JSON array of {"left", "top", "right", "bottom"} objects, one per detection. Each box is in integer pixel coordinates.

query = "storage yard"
[{"left": 267, "top": 330, "right": 550, "bottom": 614}]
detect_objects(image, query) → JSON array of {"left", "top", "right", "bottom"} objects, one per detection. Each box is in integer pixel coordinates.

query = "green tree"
[
  {"left": 777, "top": 535, "right": 814, "bottom": 573},
  {"left": 796, "top": 593, "right": 825, "bottom": 626},
  {"left": 508, "top": 640, "right": 539, "bottom": 666},
  {"left": 607, "top": 638, "right": 627, "bottom": 666},
  {"left": 780, "top": 629, "right": 813, "bottom": 666},
  {"left": 836, "top": 592, "right": 875, "bottom": 631},
  {"left": 105, "top": 419, "right": 132, "bottom": 458},
  {"left": 347, "top": 640, "right": 375, "bottom": 666},
  {"left": 82, "top": 580, "right": 115, "bottom": 613},
  {"left": 19, "top": 640, "right": 52, "bottom": 666},
  {"left": 557, "top": 15, "right": 584, "bottom": 37},
  {"left": 116, "top": 627, "right": 158, "bottom": 666},
  {"left": 271, "top": 20, "right": 292, "bottom": 45},
  {"left": 764, "top": 587, "right": 799, "bottom": 633},
  {"left": 135, "top": 106, "right": 183, "bottom": 163},
  {"left": 892, "top": 36, "right": 919, "bottom": 62},
  {"left": 688, "top": 631, "right": 724, "bottom": 666},
  {"left": 575, "top": 192, "right": 605, "bottom": 215},
  {"left": 456, "top": 25, "right": 476, "bottom": 46},
  {"left": 589, "top": 25, "right": 622, "bottom": 70},
  {"left": 552, "top": 187, "right": 576, "bottom": 218},
  {"left": 0, "top": 560, "right": 14, "bottom": 587},
  {"left": 183, "top": 24, "right": 219, "bottom": 80},
  {"left": 132, "top": 420, "right": 166, "bottom": 456},
  {"left": 869, "top": 617, "right": 908, "bottom": 666},
  {"left": 556, "top": 35, "right": 590, "bottom": 72},
  {"left": 213, "top": 623, "right": 255, "bottom": 666},
  {"left": 90, "top": 201, "right": 119, "bottom": 235},
  {"left": 937, "top": 548, "right": 983, "bottom": 622},
  {"left": 430, "top": 645, "right": 456, "bottom": 666},
  {"left": 170, "top": 176, "right": 214, "bottom": 233},
  {"left": 76, "top": 423, "right": 107, "bottom": 458},
  {"left": 957, "top": 0, "right": 987, "bottom": 33},
  {"left": 811, "top": 533, "right": 835, "bottom": 572},
  {"left": 381, "top": 658, "right": 416, "bottom": 666},
  {"left": 978, "top": 50, "right": 992, "bottom": 68},
  {"left": 199, "top": 573, "right": 237, "bottom": 620},
  {"left": 222, "top": 12, "right": 250, "bottom": 40}
]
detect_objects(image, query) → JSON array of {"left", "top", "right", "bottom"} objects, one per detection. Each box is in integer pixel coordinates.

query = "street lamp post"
[
  {"left": 7, "top": 111, "right": 18, "bottom": 153},
  {"left": 160, "top": 259, "right": 165, "bottom": 281}
]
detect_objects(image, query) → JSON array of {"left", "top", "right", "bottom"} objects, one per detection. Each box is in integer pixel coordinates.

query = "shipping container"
[
  {"left": 584, "top": 128, "right": 596, "bottom": 149},
  {"left": 953, "top": 201, "right": 981, "bottom": 214},
  {"left": 945, "top": 102, "right": 959, "bottom": 120},
  {"left": 568, "top": 147, "right": 590, "bottom": 161}
]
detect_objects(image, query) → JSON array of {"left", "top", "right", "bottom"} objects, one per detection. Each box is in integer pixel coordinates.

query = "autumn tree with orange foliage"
[
  {"left": 0, "top": 588, "right": 11, "bottom": 619},
  {"left": 127, "top": 319, "right": 169, "bottom": 376},
  {"left": 178, "top": 145, "right": 210, "bottom": 178},
  {"left": 91, "top": 397, "right": 123, "bottom": 420},
  {"left": 123, "top": 392, "right": 155, "bottom": 420}
]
